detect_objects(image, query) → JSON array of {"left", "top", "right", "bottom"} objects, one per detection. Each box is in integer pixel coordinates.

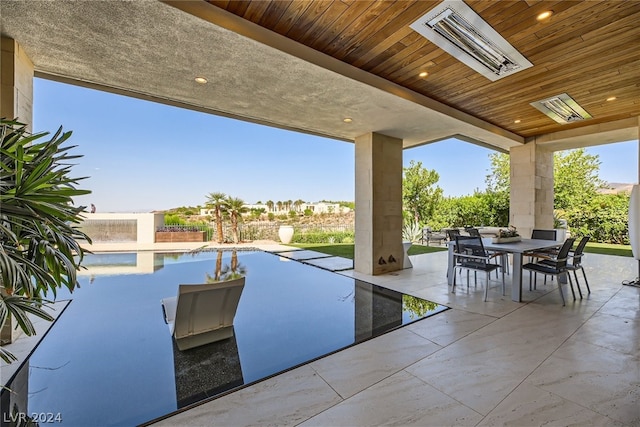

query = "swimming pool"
[{"left": 1, "top": 250, "right": 447, "bottom": 426}]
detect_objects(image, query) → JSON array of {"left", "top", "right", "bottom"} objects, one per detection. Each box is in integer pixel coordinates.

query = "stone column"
[
  {"left": 1, "top": 37, "right": 34, "bottom": 128},
  {"left": 1, "top": 37, "right": 34, "bottom": 345},
  {"left": 354, "top": 132, "right": 404, "bottom": 275},
  {"left": 509, "top": 142, "right": 554, "bottom": 239}
]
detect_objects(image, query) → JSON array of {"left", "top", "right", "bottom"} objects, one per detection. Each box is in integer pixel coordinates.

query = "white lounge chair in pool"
[{"left": 161, "top": 277, "right": 245, "bottom": 351}]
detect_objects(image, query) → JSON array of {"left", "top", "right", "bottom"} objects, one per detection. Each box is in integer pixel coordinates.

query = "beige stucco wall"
[
  {"left": 0, "top": 38, "right": 34, "bottom": 344},
  {"left": 1, "top": 37, "right": 33, "bottom": 129},
  {"left": 354, "top": 132, "right": 404, "bottom": 275},
  {"left": 509, "top": 142, "right": 554, "bottom": 238}
]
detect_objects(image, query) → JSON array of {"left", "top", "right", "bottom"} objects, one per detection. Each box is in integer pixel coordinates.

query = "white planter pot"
[
  {"left": 629, "top": 184, "right": 640, "bottom": 260},
  {"left": 555, "top": 228, "right": 567, "bottom": 242},
  {"left": 278, "top": 225, "right": 294, "bottom": 244},
  {"left": 402, "top": 240, "right": 413, "bottom": 269}
]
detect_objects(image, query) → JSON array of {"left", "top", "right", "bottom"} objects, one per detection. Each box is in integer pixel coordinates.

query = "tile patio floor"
[
  {"left": 153, "top": 249, "right": 639, "bottom": 426},
  {"left": 2, "top": 244, "right": 638, "bottom": 426}
]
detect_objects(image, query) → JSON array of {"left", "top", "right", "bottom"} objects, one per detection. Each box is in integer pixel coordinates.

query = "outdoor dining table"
[{"left": 447, "top": 238, "right": 562, "bottom": 302}]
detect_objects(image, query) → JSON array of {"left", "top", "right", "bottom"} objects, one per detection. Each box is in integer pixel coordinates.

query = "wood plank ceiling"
[{"left": 206, "top": 0, "right": 640, "bottom": 139}]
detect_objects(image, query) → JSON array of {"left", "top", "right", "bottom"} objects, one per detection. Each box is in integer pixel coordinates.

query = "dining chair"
[
  {"left": 465, "top": 227, "right": 481, "bottom": 237},
  {"left": 467, "top": 226, "right": 510, "bottom": 275},
  {"left": 564, "top": 235, "right": 591, "bottom": 297},
  {"left": 446, "top": 228, "right": 461, "bottom": 241},
  {"left": 531, "top": 229, "right": 557, "bottom": 241},
  {"left": 522, "top": 237, "right": 576, "bottom": 306},
  {"left": 526, "top": 229, "right": 559, "bottom": 286},
  {"left": 452, "top": 235, "right": 505, "bottom": 302},
  {"left": 422, "top": 227, "right": 446, "bottom": 246}
]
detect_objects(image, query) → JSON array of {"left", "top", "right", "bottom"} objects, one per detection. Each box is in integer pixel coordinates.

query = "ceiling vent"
[
  {"left": 530, "top": 93, "right": 592, "bottom": 124},
  {"left": 410, "top": 0, "right": 532, "bottom": 81}
]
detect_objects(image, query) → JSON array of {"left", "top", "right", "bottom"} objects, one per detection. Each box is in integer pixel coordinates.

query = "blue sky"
[{"left": 33, "top": 79, "right": 638, "bottom": 213}]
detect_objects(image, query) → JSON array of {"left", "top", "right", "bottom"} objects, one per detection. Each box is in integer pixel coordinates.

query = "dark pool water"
[{"left": 1, "top": 250, "right": 447, "bottom": 426}]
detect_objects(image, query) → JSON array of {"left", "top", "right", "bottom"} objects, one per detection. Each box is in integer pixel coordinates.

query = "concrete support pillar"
[
  {"left": 1, "top": 37, "right": 34, "bottom": 345},
  {"left": 509, "top": 142, "right": 554, "bottom": 239},
  {"left": 1, "top": 37, "right": 34, "bottom": 129},
  {"left": 354, "top": 132, "right": 404, "bottom": 275}
]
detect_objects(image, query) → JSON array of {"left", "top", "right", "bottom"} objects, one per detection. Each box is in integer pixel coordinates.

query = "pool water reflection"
[{"left": 1, "top": 250, "right": 447, "bottom": 426}]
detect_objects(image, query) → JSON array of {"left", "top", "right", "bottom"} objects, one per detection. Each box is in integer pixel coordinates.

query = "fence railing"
[
  {"left": 162, "top": 222, "right": 355, "bottom": 243},
  {"left": 157, "top": 223, "right": 213, "bottom": 241}
]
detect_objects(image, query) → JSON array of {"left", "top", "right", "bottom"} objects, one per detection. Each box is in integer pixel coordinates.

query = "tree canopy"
[
  {"left": 402, "top": 160, "right": 443, "bottom": 224},
  {"left": 485, "top": 148, "right": 606, "bottom": 211},
  {"left": 553, "top": 149, "right": 605, "bottom": 211}
]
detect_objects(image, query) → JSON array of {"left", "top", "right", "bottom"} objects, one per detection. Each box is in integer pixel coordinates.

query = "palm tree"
[
  {"left": 294, "top": 199, "right": 304, "bottom": 212},
  {"left": 207, "top": 255, "right": 247, "bottom": 282},
  {"left": 286, "top": 199, "right": 293, "bottom": 212},
  {"left": 0, "top": 119, "right": 91, "bottom": 363},
  {"left": 205, "top": 250, "right": 225, "bottom": 283},
  {"left": 266, "top": 200, "right": 274, "bottom": 212},
  {"left": 205, "top": 192, "right": 227, "bottom": 243},
  {"left": 226, "top": 250, "right": 246, "bottom": 279},
  {"left": 276, "top": 201, "right": 283, "bottom": 212},
  {"left": 226, "top": 196, "right": 248, "bottom": 243}
]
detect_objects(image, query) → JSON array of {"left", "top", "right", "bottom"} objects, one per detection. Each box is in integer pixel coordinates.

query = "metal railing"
[{"left": 162, "top": 222, "right": 355, "bottom": 243}]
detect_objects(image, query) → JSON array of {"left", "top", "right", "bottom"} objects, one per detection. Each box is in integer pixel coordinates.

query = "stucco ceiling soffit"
[
  {"left": 530, "top": 117, "right": 639, "bottom": 151},
  {"left": 162, "top": 0, "right": 524, "bottom": 148}
]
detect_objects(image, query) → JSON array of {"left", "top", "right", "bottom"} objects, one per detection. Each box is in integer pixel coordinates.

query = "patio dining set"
[{"left": 445, "top": 227, "right": 590, "bottom": 306}]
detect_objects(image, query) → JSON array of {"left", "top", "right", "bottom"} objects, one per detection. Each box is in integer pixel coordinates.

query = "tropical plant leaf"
[{"left": 0, "top": 119, "right": 89, "bottom": 363}]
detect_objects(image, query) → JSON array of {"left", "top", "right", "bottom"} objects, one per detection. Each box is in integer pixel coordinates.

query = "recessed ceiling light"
[
  {"left": 536, "top": 11, "right": 553, "bottom": 21},
  {"left": 606, "top": 96, "right": 617, "bottom": 101},
  {"left": 514, "top": 119, "right": 521, "bottom": 124},
  {"left": 343, "top": 118, "right": 353, "bottom": 123},
  {"left": 194, "top": 77, "right": 208, "bottom": 84},
  {"left": 419, "top": 71, "right": 429, "bottom": 78}
]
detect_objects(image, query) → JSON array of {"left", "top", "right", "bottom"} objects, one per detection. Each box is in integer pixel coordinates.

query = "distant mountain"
[{"left": 599, "top": 182, "right": 634, "bottom": 194}]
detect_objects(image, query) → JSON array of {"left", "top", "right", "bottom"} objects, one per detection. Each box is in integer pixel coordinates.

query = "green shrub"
[
  {"left": 565, "top": 193, "right": 630, "bottom": 244},
  {"left": 164, "top": 213, "right": 186, "bottom": 225}
]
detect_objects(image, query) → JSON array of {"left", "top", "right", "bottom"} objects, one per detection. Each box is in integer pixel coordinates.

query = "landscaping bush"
[{"left": 565, "top": 193, "right": 630, "bottom": 244}]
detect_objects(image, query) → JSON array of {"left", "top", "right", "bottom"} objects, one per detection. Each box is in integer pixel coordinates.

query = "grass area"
[
  {"left": 584, "top": 242, "right": 632, "bottom": 257},
  {"left": 289, "top": 243, "right": 447, "bottom": 259}
]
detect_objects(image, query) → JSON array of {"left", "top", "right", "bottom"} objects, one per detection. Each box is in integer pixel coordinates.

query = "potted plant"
[
  {"left": 0, "top": 119, "right": 91, "bottom": 363},
  {"left": 402, "top": 219, "right": 423, "bottom": 268},
  {"left": 492, "top": 225, "right": 521, "bottom": 243},
  {"left": 554, "top": 211, "right": 568, "bottom": 242}
]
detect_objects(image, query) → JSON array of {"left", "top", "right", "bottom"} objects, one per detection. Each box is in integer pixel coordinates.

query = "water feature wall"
[
  {"left": 79, "top": 213, "right": 164, "bottom": 244},
  {"left": 80, "top": 219, "right": 137, "bottom": 242}
]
